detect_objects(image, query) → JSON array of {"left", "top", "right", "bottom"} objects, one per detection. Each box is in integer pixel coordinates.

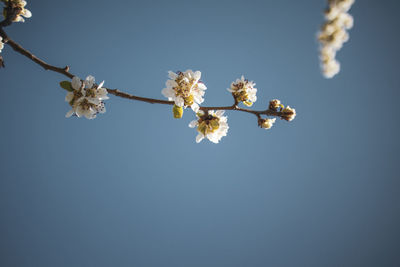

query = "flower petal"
[
  {"left": 65, "top": 92, "right": 74, "bottom": 102},
  {"left": 97, "top": 80, "right": 105, "bottom": 89},
  {"left": 85, "top": 75, "right": 95, "bottom": 88},
  {"left": 65, "top": 109, "right": 74, "bottom": 118},
  {"left": 71, "top": 76, "right": 81, "bottom": 90},
  {"left": 161, "top": 87, "right": 175, "bottom": 99},
  {"left": 188, "top": 120, "right": 198, "bottom": 128},
  {"left": 175, "top": 96, "right": 184, "bottom": 107},
  {"left": 22, "top": 9, "right": 32, "bottom": 18},
  {"left": 193, "top": 71, "right": 201, "bottom": 81},
  {"left": 191, "top": 103, "right": 200, "bottom": 113},
  {"left": 196, "top": 133, "right": 204, "bottom": 143},
  {"left": 168, "top": 71, "right": 178, "bottom": 80},
  {"left": 215, "top": 110, "right": 225, "bottom": 117}
]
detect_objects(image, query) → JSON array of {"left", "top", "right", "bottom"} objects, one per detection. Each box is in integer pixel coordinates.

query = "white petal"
[
  {"left": 71, "top": 76, "right": 81, "bottom": 90},
  {"left": 188, "top": 120, "right": 198, "bottom": 128},
  {"left": 193, "top": 94, "right": 203, "bottom": 104},
  {"left": 196, "top": 133, "right": 204, "bottom": 143},
  {"left": 161, "top": 87, "right": 175, "bottom": 99},
  {"left": 207, "top": 134, "right": 219, "bottom": 144},
  {"left": 175, "top": 97, "right": 184, "bottom": 107},
  {"left": 14, "top": 16, "right": 24, "bottom": 22},
  {"left": 191, "top": 103, "right": 200, "bottom": 113},
  {"left": 75, "top": 106, "right": 84, "bottom": 117},
  {"left": 168, "top": 71, "right": 178, "bottom": 80},
  {"left": 185, "top": 69, "right": 194, "bottom": 78},
  {"left": 88, "top": 98, "right": 101, "bottom": 105},
  {"left": 65, "top": 92, "right": 74, "bottom": 102},
  {"left": 166, "top": 79, "right": 178, "bottom": 88},
  {"left": 193, "top": 71, "right": 201, "bottom": 81},
  {"left": 22, "top": 9, "right": 32, "bottom": 18},
  {"left": 97, "top": 80, "right": 105, "bottom": 89},
  {"left": 219, "top": 116, "right": 228, "bottom": 123},
  {"left": 85, "top": 75, "right": 95, "bottom": 88},
  {"left": 215, "top": 110, "right": 225, "bottom": 117},
  {"left": 197, "top": 83, "right": 207, "bottom": 90},
  {"left": 65, "top": 109, "right": 74, "bottom": 118}
]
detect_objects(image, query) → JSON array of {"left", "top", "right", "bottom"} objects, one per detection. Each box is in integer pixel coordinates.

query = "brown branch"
[
  {"left": 106, "top": 89, "right": 173, "bottom": 105},
  {"left": 0, "top": 26, "right": 285, "bottom": 120},
  {"left": 1, "top": 30, "right": 74, "bottom": 79}
]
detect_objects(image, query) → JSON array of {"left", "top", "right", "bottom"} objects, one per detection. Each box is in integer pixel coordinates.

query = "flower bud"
[
  {"left": 172, "top": 104, "right": 183, "bottom": 119},
  {"left": 269, "top": 99, "right": 282, "bottom": 111},
  {"left": 281, "top": 106, "right": 296, "bottom": 121},
  {"left": 259, "top": 118, "right": 276, "bottom": 129}
]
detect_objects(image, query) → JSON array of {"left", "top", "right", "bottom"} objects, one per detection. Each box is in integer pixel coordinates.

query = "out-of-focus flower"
[
  {"left": 162, "top": 70, "right": 207, "bottom": 113},
  {"left": 0, "top": 36, "right": 4, "bottom": 52},
  {"left": 281, "top": 106, "right": 296, "bottom": 121},
  {"left": 65, "top": 75, "right": 109, "bottom": 119},
  {"left": 0, "top": 37, "right": 4, "bottom": 68},
  {"left": 259, "top": 118, "right": 276, "bottom": 130},
  {"left": 318, "top": 0, "right": 355, "bottom": 78},
  {"left": 188, "top": 110, "right": 229, "bottom": 144},
  {"left": 3, "top": 0, "right": 32, "bottom": 22},
  {"left": 228, "top": 76, "right": 257, "bottom": 106}
]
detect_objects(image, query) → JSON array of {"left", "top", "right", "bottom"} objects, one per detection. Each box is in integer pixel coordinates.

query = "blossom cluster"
[
  {"left": 57, "top": 70, "right": 295, "bottom": 143},
  {"left": 162, "top": 70, "right": 207, "bottom": 113},
  {"left": 318, "top": 0, "right": 355, "bottom": 78},
  {"left": 258, "top": 99, "right": 296, "bottom": 130},
  {"left": 189, "top": 110, "right": 229, "bottom": 143},
  {"left": 64, "top": 75, "right": 109, "bottom": 119},
  {"left": 228, "top": 75, "right": 257, "bottom": 106},
  {"left": 159, "top": 70, "right": 296, "bottom": 143},
  {"left": 2, "top": 0, "right": 32, "bottom": 22}
]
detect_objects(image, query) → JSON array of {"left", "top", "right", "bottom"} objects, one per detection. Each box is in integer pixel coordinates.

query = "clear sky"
[{"left": 1, "top": 0, "right": 399, "bottom": 266}]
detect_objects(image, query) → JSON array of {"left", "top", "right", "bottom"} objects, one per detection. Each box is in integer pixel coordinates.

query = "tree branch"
[{"left": 0, "top": 26, "right": 286, "bottom": 119}]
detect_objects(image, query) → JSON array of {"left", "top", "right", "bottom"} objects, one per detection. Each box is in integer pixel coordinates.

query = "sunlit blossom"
[
  {"left": 162, "top": 69, "right": 207, "bottom": 113},
  {"left": 65, "top": 75, "right": 109, "bottom": 119},
  {"left": 228, "top": 76, "right": 257, "bottom": 106},
  {"left": 189, "top": 110, "right": 229, "bottom": 144}
]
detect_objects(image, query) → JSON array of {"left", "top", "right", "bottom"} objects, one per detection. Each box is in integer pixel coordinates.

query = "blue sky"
[{"left": 0, "top": 0, "right": 399, "bottom": 266}]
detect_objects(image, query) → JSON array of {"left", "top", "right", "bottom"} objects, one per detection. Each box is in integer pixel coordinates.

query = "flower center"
[{"left": 197, "top": 115, "right": 220, "bottom": 135}]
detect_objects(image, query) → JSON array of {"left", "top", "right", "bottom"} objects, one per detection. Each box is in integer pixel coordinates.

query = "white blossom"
[
  {"left": 65, "top": 75, "right": 109, "bottom": 119},
  {"left": 189, "top": 110, "right": 229, "bottom": 144},
  {"left": 4, "top": 0, "right": 32, "bottom": 22},
  {"left": 228, "top": 75, "right": 257, "bottom": 106},
  {"left": 162, "top": 70, "right": 207, "bottom": 112},
  {"left": 260, "top": 118, "right": 276, "bottom": 129},
  {"left": 318, "top": 0, "right": 355, "bottom": 78}
]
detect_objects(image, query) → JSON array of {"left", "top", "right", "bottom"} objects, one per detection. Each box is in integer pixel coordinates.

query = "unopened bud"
[
  {"left": 281, "top": 106, "right": 296, "bottom": 121},
  {"left": 269, "top": 99, "right": 282, "bottom": 111},
  {"left": 259, "top": 118, "right": 276, "bottom": 129},
  {"left": 172, "top": 105, "right": 183, "bottom": 119}
]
